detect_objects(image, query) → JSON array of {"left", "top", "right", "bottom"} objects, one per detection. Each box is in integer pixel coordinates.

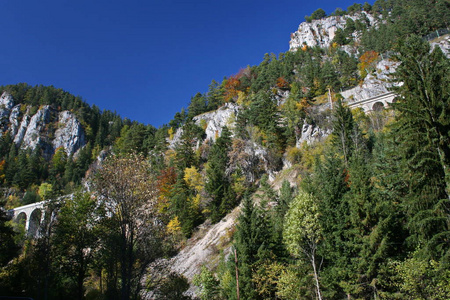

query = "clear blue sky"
[{"left": 0, "top": 0, "right": 369, "bottom": 127}]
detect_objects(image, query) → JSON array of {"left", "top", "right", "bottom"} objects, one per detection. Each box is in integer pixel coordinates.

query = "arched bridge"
[
  {"left": 8, "top": 201, "right": 47, "bottom": 237},
  {"left": 347, "top": 92, "right": 396, "bottom": 112}
]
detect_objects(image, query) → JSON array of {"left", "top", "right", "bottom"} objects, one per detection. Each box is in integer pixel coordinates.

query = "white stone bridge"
[
  {"left": 8, "top": 201, "right": 47, "bottom": 236},
  {"left": 347, "top": 91, "right": 397, "bottom": 112}
]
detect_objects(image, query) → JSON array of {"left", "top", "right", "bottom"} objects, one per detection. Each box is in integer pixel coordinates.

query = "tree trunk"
[
  {"left": 234, "top": 248, "right": 240, "bottom": 300},
  {"left": 311, "top": 251, "right": 322, "bottom": 300}
]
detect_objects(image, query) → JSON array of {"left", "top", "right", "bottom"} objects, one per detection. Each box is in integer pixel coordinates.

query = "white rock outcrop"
[
  {"left": 170, "top": 206, "right": 240, "bottom": 282},
  {"left": 289, "top": 12, "right": 376, "bottom": 51},
  {"left": 297, "top": 121, "right": 331, "bottom": 147},
  {"left": 431, "top": 34, "right": 450, "bottom": 56},
  {"left": 167, "top": 103, "right": 240, "bottom": 149},
  {"left": 8, "top": 104, "right": 22, "bottom": 137},
  {"left": 53, "top": 111, "right": 86, "bottom": 155},
  {"left": 13, "top": 112, "right": 31, "bottom": 145},
  {"left": 193, "top": 103, "right": 240, "bottom": 141},
  {"left": 20, "top": 105, "right": 54, "bottom": 156},
  {"left": 0, "top": 92, "right": 15, "bottom": 131},
  {"left": 0, "top": 91, "right": 86, "bottom": 158}
]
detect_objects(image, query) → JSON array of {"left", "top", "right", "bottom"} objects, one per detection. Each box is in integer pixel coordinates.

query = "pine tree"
[
  {"left": 206, "top": 80, "right": 224, "bottom": 111},
  {"left": 205, "top": 127, "right": 235, "bottom": 222},
  {"left": 187, "top": 92, "right": 208, "bottom": 120},
  {"left": 231, "top": 194, "right": 273, "bottom": 300},
  {"left": 278, "top": 180, "right": 294, "bottom": 220},
  {"left": 232, "top": 195, "right": 258, "bottom": 300},
  {"left": 392, "top": 35, "right": 450, "bottom": 198},
  {"left": 331, "top": 99, "right": 355, "bottom": 166},
  {"left": 306, "top": 154, "right": 350, "bottom": 298}
]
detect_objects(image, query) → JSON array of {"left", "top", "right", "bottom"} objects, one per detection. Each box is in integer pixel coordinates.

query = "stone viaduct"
[
  {"left": 8, "top": 201, "right": 47, "bottom": 237},
  {"left": 347, "top": 91, "right": 397, "bottom": 112}
]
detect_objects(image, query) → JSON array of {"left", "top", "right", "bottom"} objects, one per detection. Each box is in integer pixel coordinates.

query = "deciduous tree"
[
  {"left": 284, "top": 190, "right": 323, "bottom": 300},
  {"left": 93, "top": 153, "right": 163, "bottom": 300}
]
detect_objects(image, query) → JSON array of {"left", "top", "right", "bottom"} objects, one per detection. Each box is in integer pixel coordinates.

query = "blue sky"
[{"left": 0, "top": 0, "right": 369, "bottom": 127}]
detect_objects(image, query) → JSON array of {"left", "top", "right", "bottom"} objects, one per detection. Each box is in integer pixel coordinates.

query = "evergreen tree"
[
  {"left": 305, "top": 154, "right": 350, "bottom": 298},
  {"left": 205, "top": 127, "right": 235, "bottom": 222},
  {"left": 0, "top": 200, "right": 19, "bottom": 268},
  {"left": 331, "top": 99, "right": 355, "bottom": 166},
  {"left": 206, "top": 80, "right": 224, "bottom": 111},
  {"left": 187, "top": 92, "right": 208, "bottom": 120},
  {"left": 277, "top": 180, "right": 293, "bottom": 221},
  {"left": 230, "top": 194, "right": 274, "bottom": 300},
  {"left": 392, "top": 35, "right": 450, "bottom": 197}
]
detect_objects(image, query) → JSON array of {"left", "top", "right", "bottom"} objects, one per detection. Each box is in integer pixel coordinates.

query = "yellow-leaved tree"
[{"left": 284, "top": 189, "right": 323, "bottom": 300}]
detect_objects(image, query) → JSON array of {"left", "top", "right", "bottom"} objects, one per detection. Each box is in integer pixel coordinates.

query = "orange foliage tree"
[
  {"left": 276, "top": 77, "right": 290, "bottom": 90},
  {"left": 223, "top": 75, "right": 241, "bottom": 102},
  {"left": 155, "top": 167, "right": 177, "bottom": 214},
  {"left": 358, "top": 50, "right": 379, "bottom": 78}
]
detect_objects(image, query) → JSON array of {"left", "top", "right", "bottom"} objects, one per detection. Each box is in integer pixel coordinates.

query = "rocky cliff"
[
  {"left": 0, "top": 91, "right": 86, "bottom": 158},
  {"left": 289, "top": 12, "right": 376, "bottom": 52},
  {"left": 167, "top": 103, "right": 239, "bottom": 148}
]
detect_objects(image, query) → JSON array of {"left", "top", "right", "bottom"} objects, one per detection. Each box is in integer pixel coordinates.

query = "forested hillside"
[{"left": 1, "top": 0, "right": 449, "bottom": 299}]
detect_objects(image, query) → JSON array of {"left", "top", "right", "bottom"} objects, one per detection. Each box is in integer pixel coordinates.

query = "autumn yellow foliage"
[
  {"left": 184, "top": 166, "right": 204, "bottom": 193},
  {"left": 167, "top": 216, "right": 182, "bottom": 235},
  {"left": 168, "top": 127, "right": 175, "bottom": 140}
]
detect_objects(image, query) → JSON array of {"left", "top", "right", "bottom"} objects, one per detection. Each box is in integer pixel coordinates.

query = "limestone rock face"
[
  {"left": 170, "top": 206, "right": 240, "bottom": 285},
  {"left": 9, "top": 104, "right": 22, "bottom": 137},
  {"left": 13, "top": 110, "right": 31, "bottom": 145},
  {"left": 341, "top": 36, "right": 449, "bottom": 104},
  {"left": 228, "top": 139, "right": 272, "bottom": 183},
  {"left": 289, "top": 12, "right": 376, "bottom": 51},
  {"left": 431, "top": 34, "right": 450, "bottom": 56},
  {"left": 193, "top": 103, "right": 240, "bottom": 141},
  {"left": 0, "top": 92, "right": 15, "bottom": 131},
  {"left": 20, "top": 105, "right": 55, "bottom": 157},
  {"left": 53, "top": 111, "right": 86, "bottom": 155},
  {"left": 167, "top": 103, "right": 240, "bottom": 149},
  {"left": 0, "top": 92, "right": 86, "bottom": 158},
  {"left": 297, "top": 121, "right": 331, "bottom": 147}
]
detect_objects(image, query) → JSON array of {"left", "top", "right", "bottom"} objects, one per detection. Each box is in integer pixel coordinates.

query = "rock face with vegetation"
[
  {"left": 52, "top": 111, "right": 86, "bottom": 155},
  {"left": 289, "top": 11, "right": 375, "bottom": 52},
  {"left": 342, "top": 58, "right": 399, "bottom": 101},
  {"left": 0, "top": 91, "right": 86, "bottom": 158},
  {"left": 193, "top": 103, "right": 239, "bottom": 142},
  {"left": 0, "top": 92, "right": 86, "bottom": 159},
  {"left": 0, "top": 92, "right": 15, "bottom": 131},
  {"left": 1, "top": 1, "right": 450, "bottom": 299}
]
